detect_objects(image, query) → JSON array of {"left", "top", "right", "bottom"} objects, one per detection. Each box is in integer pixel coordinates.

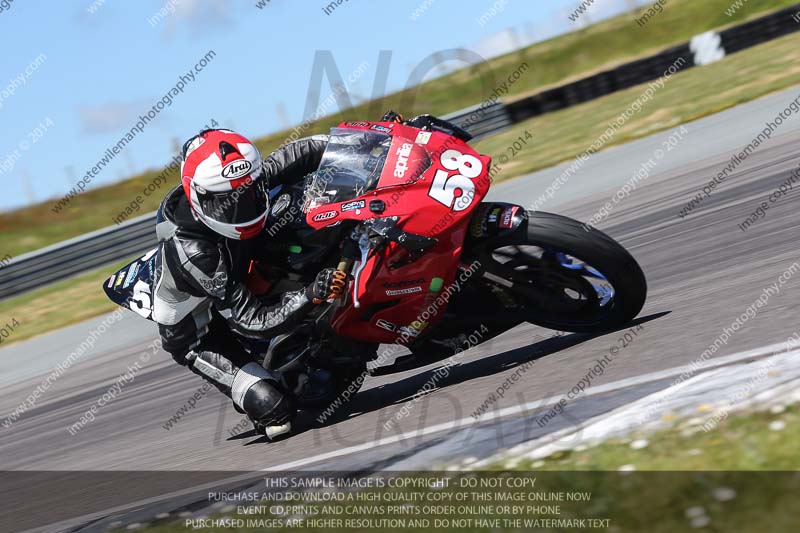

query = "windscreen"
[
  {"left": 304, "top": 128, "right": 391, "bottom": 210},
  {"left": 304, "top": 127, "right": 430, "bottom": 210}
]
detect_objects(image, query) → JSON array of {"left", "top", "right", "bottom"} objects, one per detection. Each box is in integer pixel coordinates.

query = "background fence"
[{"left": 1, "top": 5, "right": 798, "bottom": 300}]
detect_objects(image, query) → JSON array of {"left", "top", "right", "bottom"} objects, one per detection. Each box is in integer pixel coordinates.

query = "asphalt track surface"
[{"left": 3, "top": 86, "right": 800, "bottom": 530}]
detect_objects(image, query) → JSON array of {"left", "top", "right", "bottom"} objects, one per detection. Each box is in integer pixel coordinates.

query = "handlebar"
[
  {"left": 380, "top": 110, "right": 473, "bottom": 142},
  {"left": 404, "top": 114, "right": 474, "bottom": 142}
]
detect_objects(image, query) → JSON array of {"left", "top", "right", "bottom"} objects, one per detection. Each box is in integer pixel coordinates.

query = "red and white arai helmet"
[{"left": 181, "top": 129, "right": 269, "bottom": 240}]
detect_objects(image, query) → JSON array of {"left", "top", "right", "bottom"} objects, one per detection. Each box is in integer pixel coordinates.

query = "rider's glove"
[
  {"left": 380, "top": 110, "right": 404, "bottom": 123},
  {"left": 306, "top": 268, "right": 348, "bottom": 304}
]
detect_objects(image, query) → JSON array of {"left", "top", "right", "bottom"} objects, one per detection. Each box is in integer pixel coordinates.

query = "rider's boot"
[{"left": 252, "top": 420, "right": 292, "bottom": 439}]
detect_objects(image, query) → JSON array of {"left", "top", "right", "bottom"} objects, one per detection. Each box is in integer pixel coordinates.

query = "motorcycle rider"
[{"left": 152, "top": 128, "right": 340, "bottom": 438}]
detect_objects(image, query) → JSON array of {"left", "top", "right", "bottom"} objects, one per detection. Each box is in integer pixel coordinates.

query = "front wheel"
[{"left": 476, "top": 211, "right": 647, "bottom": 333}]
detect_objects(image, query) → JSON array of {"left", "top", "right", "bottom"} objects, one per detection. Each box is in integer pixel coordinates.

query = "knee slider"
[
  {"left": 243, "top": 380, "right": 295, "bottom": 425},
  {"left": 232, "top": 363, "right": 295, "bottom": 425}
]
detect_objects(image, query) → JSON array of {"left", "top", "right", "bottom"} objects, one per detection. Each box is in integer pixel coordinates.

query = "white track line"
[
  {"left": 263, "top": 339, "right": 788, "bottom": 471},
  {"left": 25, "top": 340, "right": 788, "bottom": 533}
]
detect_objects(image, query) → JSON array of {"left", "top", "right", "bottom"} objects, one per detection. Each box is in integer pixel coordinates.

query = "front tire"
[{"left": 479, "top": 211, "right": 646, "bottom": 333}]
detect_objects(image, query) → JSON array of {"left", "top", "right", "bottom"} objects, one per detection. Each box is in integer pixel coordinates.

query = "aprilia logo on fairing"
[
  {"left": 394, "top": 143, "right": 414, "bottom": 178},
  {"left": 221, "top": 159, "right": 252, "bottom": 179}
]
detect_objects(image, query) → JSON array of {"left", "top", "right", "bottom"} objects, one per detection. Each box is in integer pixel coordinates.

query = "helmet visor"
[{"left": 197, "top": 178, "right": 268, "bottom": 224}]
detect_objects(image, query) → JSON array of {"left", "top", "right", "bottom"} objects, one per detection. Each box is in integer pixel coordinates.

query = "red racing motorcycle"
[{"left": 104, "top": 114, "right": 646, "bottom": 419}]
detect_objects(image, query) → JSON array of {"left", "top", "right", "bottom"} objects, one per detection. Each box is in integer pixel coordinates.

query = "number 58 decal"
[{"left": 428, "top": 149, "right": 484, "bottom": 211}]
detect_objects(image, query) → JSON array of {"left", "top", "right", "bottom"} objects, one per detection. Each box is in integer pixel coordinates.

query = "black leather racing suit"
[{"left": 152, "top": 135, "right": 328, "bottom": 427}]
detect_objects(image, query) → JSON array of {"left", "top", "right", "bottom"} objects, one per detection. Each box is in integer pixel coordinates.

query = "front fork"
[
  {"left": 463, "top": 202, "right": 529, "bottom": 256},
  {"left": 446, "top": 201, "right": 531, "bottom": 324}
]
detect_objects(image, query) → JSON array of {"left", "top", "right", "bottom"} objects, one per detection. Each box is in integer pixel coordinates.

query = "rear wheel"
[{"left": 479, "top": 211, "right": 646, "bottom": 333}]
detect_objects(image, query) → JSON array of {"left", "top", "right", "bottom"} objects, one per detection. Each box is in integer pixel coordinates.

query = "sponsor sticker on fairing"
[
  {"left": 114, "top": 269, "right": 127, "bottom": 288},
  {"left": 340, "top": 199, "right": 366, "bottom": 212},
  {"left": 370, "top": 124, "right": 393, "bottom": 134},
  {"left": 376, "top": 319, "right": 396, "bottom": 332},
  {"left": 415, "top": 131, "right": 432, "bottom": 145},
  {"left": 312, "top": 210, "right": 338, "bottom": 222},
  {"left": 386, "top": 286, "right": 423, "bottom": 296},
  {"left": 394, "top": 142, "right": 414, "bottom": 178},
  {"left": 499, "top": 206, "right": 519, "bottom": 229}
]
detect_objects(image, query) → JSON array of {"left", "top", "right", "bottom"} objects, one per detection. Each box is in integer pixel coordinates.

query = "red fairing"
[{"left": 305, "top": 121, "right": 492, "bottom": 344}]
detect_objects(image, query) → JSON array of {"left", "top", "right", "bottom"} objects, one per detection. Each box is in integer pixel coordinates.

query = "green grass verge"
[
  {"left": 500, "top": 404, "right": 799, "bottom": 471},
  {"left": 475, "top": 31, "right": 800, "bottom": 182},
  {"left": 0, "top": 260, "right": 130, "bottom": 347},
  {"left": 130, "top": 405, "right": 799, "bottom": 533},
  {"left": 1, "top": 0, "right": 796, "bottom": 257}
]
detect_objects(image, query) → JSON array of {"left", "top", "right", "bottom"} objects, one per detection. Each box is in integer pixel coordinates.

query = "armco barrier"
[
  {"left": 444, "top": 100, "right": 513, "bottom": 139},
  {"left": 0, "top": 213, "right": 157, "bottom": 300},
  {"left": 506, "top": 42, "right": 694, "bottom": 124},
  {"left": 720, "top": 4, "right": 800, "bottom": 54},
  {"left": 504, "top": 5, "right": 799, "bottom": 124},
  {"left": 1, "top": 5, "right": 798, "bottom": 300}
]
